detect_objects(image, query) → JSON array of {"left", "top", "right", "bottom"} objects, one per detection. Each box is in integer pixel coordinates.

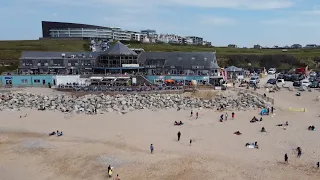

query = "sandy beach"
[{"left": 1, "top": 86, "right": 320, "bottom": 180}]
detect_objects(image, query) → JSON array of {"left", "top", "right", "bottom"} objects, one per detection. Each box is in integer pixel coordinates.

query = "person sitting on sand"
[
  {"left": 174, "top": 121, "right": 183, "bottom": 126},
  {"left": 261, "top": 127, "right": 266, "bottom": 132},
  {"left": 49, "top": 131, "right": 56, "bottom": 136},
  {"left": 308, "top": 125, "right": 315, "bottom": 131},
  {"left": 250, "top": 116, "right": 257, "bottom": 123},
  {"left": 259, "top": 117, "right": 263, "bottom": 121},
  {"left": 234, "top": 131, "right": 242, "bottom": 135},
  {"left": 317, "top": 162, "right": 319, "bottom": 168},
  {"left": 285, "top": 121, "right": 289, "bottom": 126},
  {"left": 57, "top": 131, "right": 63, "bottom": 136}
]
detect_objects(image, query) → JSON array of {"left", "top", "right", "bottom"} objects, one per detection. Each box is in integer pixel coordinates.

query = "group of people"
[
  {"left": 48, "top": 130, "right": 63, "bottom": 136},
  {"left": 107, "top": 165, "right": 120, "bottom": 179},
  {"left": 220, "top": 112, "right": 235, "bottom": 122},
  {"left": 308, "top": 125, "right": 316, "bottom": 131},
  {"left": 190, "top": 110, "right": 199, "bottom": 119}
]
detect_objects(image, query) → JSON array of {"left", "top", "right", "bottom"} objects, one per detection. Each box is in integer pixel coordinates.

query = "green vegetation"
[
  {"left": 0, "top": 40, "right": 88, "bottom": 61},
  {"left": 0, "top": 39, "right": 319, "bottom": 74}
]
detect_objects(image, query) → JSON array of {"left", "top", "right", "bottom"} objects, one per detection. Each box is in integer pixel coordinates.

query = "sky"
[{"left": 1, "top": 0, "right": 320, "bottom": 47}]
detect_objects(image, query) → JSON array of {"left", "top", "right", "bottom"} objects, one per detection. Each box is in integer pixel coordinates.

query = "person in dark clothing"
[
  {"left": 267, "top": 108, "right": 270, "bottom": 115},
  {"left": 271, "top": 106, "right": 274, "bottom": 114},
  {"left": 150, "top": 144, "right": 154, "bottom": 154},
  {"left": 190, "top": 110, "right": 193, "bottom": 117},
  {"left": 261, "top": 127, "right": 266, "bottom": 132},
  {"left": 190, "top": 139, "right": 192, "bottom": 146},
  {"left": 317, "top": 162, "right": 319, "bottom": 168},
  {"left": 285, "top": 153, "right": 288, "bottom": 163},
  {"left": 177, "top": 131, "right": 181, "bottom": 141},
  {"left": 49, "top": 131, "right": 56, "bottom": 136},
  {"left": 297, "top": 147, "right": 302, "bottom": 157},
  {"left": 107, "top": 165, "right": 111, "bottom": 176}
]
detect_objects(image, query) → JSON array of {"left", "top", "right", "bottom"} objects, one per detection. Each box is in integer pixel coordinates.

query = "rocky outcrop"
[{"left": 0, "top": 92, "right": 269, "bottom": 114}]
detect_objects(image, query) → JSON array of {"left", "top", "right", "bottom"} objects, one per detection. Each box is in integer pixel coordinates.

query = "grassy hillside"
[
  {"left": 0, "top": 39, "right": 319, "bottom": 73},
  {"left": 0, "top": 40, "right": 88, "bottom": 61},
  {"left": 127, "top": 43, "right": 320, "bottom": 58}
]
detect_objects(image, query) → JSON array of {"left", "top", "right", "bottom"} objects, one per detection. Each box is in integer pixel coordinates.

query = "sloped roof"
[
  {"left": 106, "top": 41, "right": 138, "bottom": 56},
  {"left": 224, "top": 66, "right": 243, "bottom": 72},
  {"left": 137, "top": 52, "right": 219, "bottom": 69},
  {"left": 20, "top": 51, "right": 103, "bottom": 58}
]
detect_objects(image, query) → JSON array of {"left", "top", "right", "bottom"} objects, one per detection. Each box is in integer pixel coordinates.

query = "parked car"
[
  {"left": 267, "top": 78, "right": 276, "bottom": 84},
  {"left": 293, "top": 81, "right": 301, "bottom": 87},
  {"left": 308, "top": 82, "right": 319, "bottom": 88},
  {"left": 283, "top": 74, "right": 292, "bottom": 81},
  {"left": 249, "top": 76, "right": 260, "bottom": 84},
  {"left": 277, "top": 74, "right": 284, "bottom": 79},
  {"left": 309, "top": 71, "right": 317, "bottom": 77},
  {"left": 301, "top": 79, "right": 311, "bottom": 87},
  {"left": 291, "top": 74, "right": 304, "bottom": 81},
  {"left": 268, "top": 68, "right": 276, "bottom": 74},
  {"left": 276, "top": 79, "right": 286, "bottom": 86}
]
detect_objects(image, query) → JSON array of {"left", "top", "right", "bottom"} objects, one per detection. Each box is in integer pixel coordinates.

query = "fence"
[{"left": 70, "top": 89, "right": 185, "bottom": 97}]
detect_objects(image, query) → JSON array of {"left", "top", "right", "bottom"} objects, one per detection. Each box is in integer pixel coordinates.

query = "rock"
[{"left": 0, "top": 91, "right": 271, "bottom": 115}]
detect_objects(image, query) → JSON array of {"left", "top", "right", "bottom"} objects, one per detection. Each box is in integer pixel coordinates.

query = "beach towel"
[{"left": 247, "top": 145, "right": 255, "bottom": 149}]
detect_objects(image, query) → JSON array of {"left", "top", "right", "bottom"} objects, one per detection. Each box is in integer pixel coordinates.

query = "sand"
[{"left": 1, "top": 83, "right": 320, "bottom": 180}]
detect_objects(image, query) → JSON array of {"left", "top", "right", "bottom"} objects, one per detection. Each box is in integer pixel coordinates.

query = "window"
[
  {"left": 34, "top": 79, "right": 40, "bottom": 83},
  {"left": 21, "top": 79, "right": 28, "bottom": 83}
]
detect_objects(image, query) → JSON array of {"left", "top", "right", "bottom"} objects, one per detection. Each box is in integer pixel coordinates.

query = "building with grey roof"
[
  {"left": 19, "top": 51, "right": 102, "bottom": 75},
  {"left": 18, "top": 41, "right": 220, "bottom": 76},
  {"left": 137, "top": 52, "right": 219, "bottom": 76},
  {"left": 94, "top": 41, "right": 142, "bottom": 74}
]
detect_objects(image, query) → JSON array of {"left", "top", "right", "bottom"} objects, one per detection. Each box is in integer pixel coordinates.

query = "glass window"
[{"left": 34, "top": 79, "right": 40, "bottom": 83}]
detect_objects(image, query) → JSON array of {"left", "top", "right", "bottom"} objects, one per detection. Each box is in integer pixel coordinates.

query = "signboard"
[
  {"left": 122, "top": 64, "right": 139, "bottom": 68},
  {"left": 191, "top": 66, "right": 204, "bottom": 69},
  {"left": 145, "top": 65, "right": 156, "bottom": 68}
]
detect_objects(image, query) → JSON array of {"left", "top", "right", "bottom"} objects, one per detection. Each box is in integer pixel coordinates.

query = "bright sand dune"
[{"left": 0, "top": 88, "right": 320, "bottom": 180}]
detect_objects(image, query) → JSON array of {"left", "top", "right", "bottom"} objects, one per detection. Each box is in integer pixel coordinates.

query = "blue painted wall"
[
  {"left": 146, "top": 75, "right": 210, "bottom": 82},
  {"left": 0, "top": 75, "right": 54, "bottom": 87}
]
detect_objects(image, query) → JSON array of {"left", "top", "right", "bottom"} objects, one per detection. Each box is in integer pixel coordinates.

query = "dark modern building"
[
  {"left": 18, "top": 41, "right": 220, "bottom": 77},
  {"left": 137, "top": 52, "right": 219, "bottom": 76},
  {"left": 19, "top": 51, "right": 101, "bottom": 75},
  {"left": 94, "top": 41, "right": 142, "bottom": 74},
  {"left": 42, "top": 21, "right": 132, "bottom": 40}
]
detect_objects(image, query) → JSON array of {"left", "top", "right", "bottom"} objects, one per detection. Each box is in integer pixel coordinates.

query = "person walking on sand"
[
  {"left": 108, "top": 165, "right": 111, "bottom": 175},
  {"left": 317, "top": 162, "right": 319, "bottom": 168},
  {"left": 190, "top": 110, "right": 193, "bottom": 117},
  {"left": 177, "top": 131, "right": 181, "bottom": 141},
  {"left": 190, "top": 139, "right": 192, "bottom": 146},
  {"left": 271, "top": 106, "right": 274, "bottom": 114},
  {"left": 150, "top": 144, "right": 154, "bottom": 154},
  {"left": 284, "top": 153, "right": 288, "bottom": 163},
  {"left": 225, "top": 112, "right": 228, "bottom": 121},
  {"left": 196, "top": 112, "right": 199, "bottom": 119},
  {"left": 220, "top": 114, "right": 224, "bottom": 122},
  {"left": 297, "top": 147, "right": 302, "bottom": 158},
  {"left": 232, "top": 112, "right": 235, "bottom": 119},
  {"left": 115, "top": 174, "right": 120, "bottom": 180}
]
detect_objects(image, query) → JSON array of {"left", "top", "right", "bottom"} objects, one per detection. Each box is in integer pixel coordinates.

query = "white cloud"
[
  {"left": 260, "top": 18, "right": 320, "bottom": 27},
  {"left": 200, "top": 16, "right": 235, "bottom": 26},
  {"left": 260, "top": 19, "right": 286, "bottom": 24},
  {"left": 36, "top": 0, "right": 295, "bottom": 10},
  {"left": 301, "top": 10, "right": 320, "bottom": 15}
]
